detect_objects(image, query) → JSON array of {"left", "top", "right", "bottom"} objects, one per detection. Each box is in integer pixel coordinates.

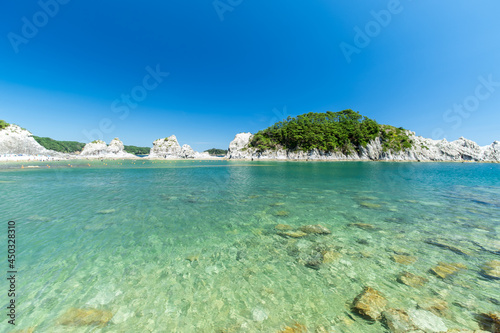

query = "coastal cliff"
[
  {"left": 149, "top": 135, "right": 213, "bottom": 159},
  {"left": 80, "top": 138, "right": 136, "bottom": 158},
  {"left": 0, "top": 124, "right": 63, "bottom": 157},
  {"left": 226, "top": 132, "right": 500, "bottom": 162}
]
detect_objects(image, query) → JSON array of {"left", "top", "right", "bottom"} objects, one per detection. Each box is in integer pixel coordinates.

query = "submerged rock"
[
  {"left": 275, "top": 210, "right": 290, "bottom": 217},
  {"left": 397, "top": 271, "right": 428, "bottom": 288},
  {"left": 305, "top": 253, "right": 323, "bottom": 270},
  {"left": 278, "top": 230, "right": 307, "bottom": 238},
  {"left": 424, "top": 239, "right": 471, "bottom": 256},
  {"left": 275, "top": 224, "right": 293, "bottom": 231},
  {"left": 322, "top": 250, "right": 341, "bottom": 263},
  {"left": 349, "top": 223, "right": 376, "bottom": 230},
  {"left": 382, "top": 308, "right": 417, "bottom": 333},
  {"left": 391, "top": 254, "right": 417, "bottom": 265},
  {"left": 429, "top": 262, "right": 466, "bottom": 279},
  {"left": 418, "top": 298, "right": 448, "bottom": 317},
  {"left": 352, "top": 287, "right": 387, "bottom": 320},
  {"left": 481, "top": 260, "right": 500, "bottom": 280},
  {"left": 359, "top": 202, "right": 382, "bottom": 209},
  {"left": 278, "top": 322, "right": 307, "bottom": 333},
  {"left": 476, "top": 312, "right": 500, "bottom": 332},
  {"left": 58, "top": 308, "right": 113, "bottom": 327},
  {"left": 407, "top": 309, "right": 447, "bottom": 332},
  {"left": 299, "top": 224, "right": 331, "bottom": 235}
]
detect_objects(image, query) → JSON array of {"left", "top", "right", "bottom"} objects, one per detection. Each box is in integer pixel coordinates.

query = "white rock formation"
[
  {"left": 149, "top": 135, "right": 213, "bottom": 159},
  {"left": 80, "top": 138, "right": 135, "bottom": 158},
  {"left": 0, "top": 124, "right": 58, "bottom": 156},
  {"left": 226, "top": 131, "right": 500, "bottom": 162}
]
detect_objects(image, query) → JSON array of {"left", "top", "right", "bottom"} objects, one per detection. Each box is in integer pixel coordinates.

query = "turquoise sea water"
[{"left": 1, "top": 160, "right": 499, "bottom": 332}]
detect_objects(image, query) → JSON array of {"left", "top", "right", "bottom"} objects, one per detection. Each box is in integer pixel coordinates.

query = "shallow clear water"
[{"left": 1, "top": 160, "right": 499, "bottom": 332}]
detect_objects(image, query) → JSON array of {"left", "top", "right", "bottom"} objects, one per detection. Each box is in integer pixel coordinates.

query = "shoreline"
[{"left": 0, "top": 156, "right": 498, "bottom": 164}]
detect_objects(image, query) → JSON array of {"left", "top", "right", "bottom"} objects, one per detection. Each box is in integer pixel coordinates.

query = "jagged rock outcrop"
[
  {"left": 80, "top": 138, "right": 135, "bottom": 158},
  {"left": 226, "top": 132, "right": 500, "bottom": 162},
  {"left": 149, "top": 135, "right": 212, "bottom": 159},
  {"left": 0, "top": 124, "right": 58, "bottom": 156}
]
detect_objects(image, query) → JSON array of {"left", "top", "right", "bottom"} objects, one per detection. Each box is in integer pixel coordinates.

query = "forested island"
[{"left": 250, "top": 110, "right": 412, "bottom": 154}]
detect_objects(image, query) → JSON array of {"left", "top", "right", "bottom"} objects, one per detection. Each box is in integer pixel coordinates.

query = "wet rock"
[
  {"left": 299, "top": 224, "right": 331, "bottom": 235},
  {"left": 476, "top": 312, "right": 500, "bottom": 332},
  {"left": 418, "top": 298, "right": 448, "bottom": 317},
  {"left": 407, "top": 309, "right": 447, "bottom": 332},
  {"left": 397, "top": 271, "right": 428, "bottom": 288},
  {"left": 391, "top": 254, "right": 417, "bottom": 265},
  {"left": 481, "top": 260, "right": 500, "bottom": 280},
  {"left": 349, "top": 223, "right": 376, "bottom": 230},
  {"left": 58, "top": 308, "right": 113, "bottom": 327},
  {"left": 278, "top": 230, "right": 307, "bottom": 238},
  {"left": 275, "top": 224, "right": 293, "bottom": 231},
  {"left": 352, "top": 287, "right": 387, "bottom": 320},
  {"left": 382, "top": 308, "right": 417, "bottom": 333},
  {"left": 424, "top": 239, "right": 471, "bottom": 256},
  {"left": 278, "top": 322, "right": 307, "bottom": 333},
  {"left": 429, "top": 262, "right": 466, "bottom": 279}
]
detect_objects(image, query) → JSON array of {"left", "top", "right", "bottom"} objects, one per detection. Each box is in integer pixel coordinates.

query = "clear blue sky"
[{"left": 1, "top": 0, "right": 499, "bottom": 150}]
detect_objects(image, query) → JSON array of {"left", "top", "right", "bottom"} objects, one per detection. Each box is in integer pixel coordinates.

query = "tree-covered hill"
[
  {"left": 204, "top": 148, "right": 228, "bottom": 156},
  {"left": 33, "top": 136, "right": 86, "bottom": 153},
  {"left": 0, "top": 120, "right": 10, "bottom": 130},
  {"left": 250, "top": 110, "right": 413, "bottom": 154},
  {"left": 33, "top": 136, "right": 150, "bottom": 155}
]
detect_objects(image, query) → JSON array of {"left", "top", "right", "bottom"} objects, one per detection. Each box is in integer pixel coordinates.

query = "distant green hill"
[
  {"left": 33, "top": 136, "right": 86, "bottom": 153},
  {"left": 204, "top": 148, "right": 227, "bottom": 156},
  {"left": 33, "top": 136, "right": 150, "bottom": 155},
  {"left": 250, "top": 109, "right": 412, "bottom": 154},
  {"left": 123, "top": 145, "right": 150, "bottom": 155}
]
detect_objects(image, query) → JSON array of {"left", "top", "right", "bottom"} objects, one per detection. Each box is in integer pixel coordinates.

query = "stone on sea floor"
[
  {"left": 278, "top": 322, "right": 307, "bottom": 333},
  {"left": 418, "top": 298, "right": 448, "bottom": 317},
  {"left": 299, "top": 224, "right": 332, "bottom": 235},
  {"left": 97, "top": 209, "right": 116, "bottom": 214},
  {"left": 424, "top": 239, "right": 471, "bottom": 256},
  {"left": 429, "top": 262, "right": 466, "bottom": 279},
  {"left": 476, "top": 312, "right": 500, "bottom": 332},
  {"left": 252, "top": 308, "right": 268, "bottom": 322},
  {"left": 322, "top": 250, "right": 341, "bottom": 263},
  {"left": 397, "top": 271, "right": 428, "bottom": 288},
  {"left": 58, "top": 308, "right": 113, "bottom": 327},
  {"left": 352, "top": 287, "right": 387, "bottom": 320},
  {"left": 275, "top": 224, "right": 293, "bottom": 231},
  {"left": 349, "top": 223, "right": 376, "bottom": 230},
  {"left": 382, "top": 308, "right": 417, "bottom": 333},
  {"left": 278, "top": 230, "right": 307, "bottom": 238},
  {"left": 359, "top": 202, "right": 382, "bottom": 209},
  {"left": 185, "top": 255, "right": 199, "bottom": 262},
  {"left": 305, "top": 253, "right": 324, "bottom": 270},
  {"left": 270, "top": 202, "right": 285, "bottom": 206},
  {"left": 407, "top": 309, "right": 447, "bottom": 332},
  {"left": 392, "top": 254, "right": 417, "bottom": 265},
  {"left": 275, "top": 210, "right": 290, "bottom": 217},
  {"left": 481, "top": 260, "right": 500, "bottom": 279}
]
